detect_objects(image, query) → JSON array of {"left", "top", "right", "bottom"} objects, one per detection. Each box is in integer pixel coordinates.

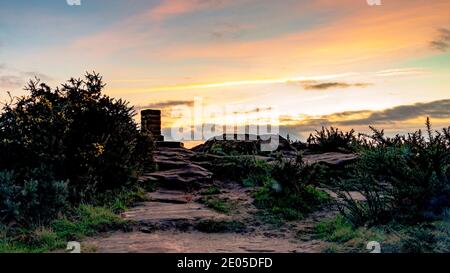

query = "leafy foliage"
[
  {"left": 307, "top": 127, "right": 359, "bottom": 153},
  {"left": 0, "top": 204, "right": 126, "bottom": 253},
  {"left": 0, "top": 73, "right": 153, "bottom": 225},
  {"left": 211, "top": 156, "right": 272, "bottom": 186},
  {"left": 337, "top": 119, "right": 450, "bottom": 226},
  {"left": 0, "top": 168, "right": 68, "bottom": 225},
  {"left": 51, "top": 205, "right": 126, "bottom": 241},
  {"left": 253, "top": 156, "right": 330, "bottom": 220}
]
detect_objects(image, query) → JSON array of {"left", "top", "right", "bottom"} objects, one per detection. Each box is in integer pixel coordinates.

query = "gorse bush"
[
  {"left": 254, "top": 156, "right": 330, "bottom": 220},
  {"left": 211, "top": 156, "right": 272, "bottom": 186},
  {"left": 212, "top": 154, "right": 329, "bottom": 220},
  {"left": 307, "top": 127, "right": 359, "bottom": 153},
  {"left": 0, "top": 168, "right": 68, "bottom": 225},
  {"left": 337, "top": 119, "right": 450, "bottom": 226},
  {"left": 0, "top": 73, "right": 153, "bottom": 225}
]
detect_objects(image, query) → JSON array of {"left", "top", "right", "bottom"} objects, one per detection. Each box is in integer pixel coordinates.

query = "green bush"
[
  {"left": 199, "top": 196, "right": 236, "bottom": 214},
  {"left": 51, "top": 205, "right": 125, "bottom": 241},
  {"left": 0, "top": 73, "right": 153, "bottom": 225},
  {"left": 314, "top": 215, "right": 387, "bottom": 253},
  {"left": 314, "top": 215, "right": 357, "bottom": 243},
  {"left": 254, "top": 156, "right": 330, "bottom": 220},
  {"left": 201, "top": 185, "right": 221, "bottom": 195},
  {"left": 337, "top": 119, "right": 450, "bottom": 226},
  {"left": 0, "top": 167, "right": 68, "bottom": 226},
  {"left": 398, "top": 226, "right": 437, "bottom": 253},
  {"left": 307, "top": 127, "right": 359, "bottom": 153},
  {"left": 0, "top": 204, "right": 127, "bottom": 253},
  {"left": 212, "top": 156, "right": 272, "bottom": 186}
]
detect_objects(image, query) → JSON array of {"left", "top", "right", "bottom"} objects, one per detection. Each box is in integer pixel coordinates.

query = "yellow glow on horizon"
[{"left": 109, "top": 72, "right": 358, "bottom": 94}]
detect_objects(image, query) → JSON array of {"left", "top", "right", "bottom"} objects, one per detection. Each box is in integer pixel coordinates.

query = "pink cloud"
[
  {"left": 148, "top": 0, "right": 198, "bottom": 21},
  {"left": 147, "top": 0, "right": 234, "bottom": 21}
]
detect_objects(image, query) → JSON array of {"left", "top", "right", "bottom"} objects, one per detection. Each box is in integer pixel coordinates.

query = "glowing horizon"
[{"left": 1, "top": 0, "right": 449, "bottom": 139}]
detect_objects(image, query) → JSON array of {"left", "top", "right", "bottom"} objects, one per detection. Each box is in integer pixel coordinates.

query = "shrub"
[
  {"left": 212, "top": 156, "right": 272, "bottom": 186},
  {"left": 0, "top": 73, "right": 153, "bottom": 224},
  {"left": 307, "top": 127, "right": 359, "bottom": 153},
  {"left": 201, "top": 185, "right": 221, "bottom": 195},
  {"left": 398, "top": 226, "right": 437, "bottom": 253},
  {"left": 336, "top": 119, "right": 450, "bottom": 226},
  {"left": 199, "top": 196, "right": 236, "bottom": 214},
  {"left": 51, "top": 205, "right": 125, "bottom": 241},
  {"left": 314, "top": 215, "right": 387, "bottom": 253},
  {"left": 314, "top": 215, "right": 357, "bottom": 243},
  {"left": 0, "top": 204, "right": 127, "bottom": 253},
  {"left": 0, "top": 167, "right": 68, "bottom": 226},
  {"left": 253, "top": 156, "right": 330, "bottom": 220}
]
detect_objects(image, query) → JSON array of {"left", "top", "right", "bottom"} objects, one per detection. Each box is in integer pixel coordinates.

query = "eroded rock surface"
[
  {"left": 81, "top": 144, "right": 349, "bottom": 253},
  {"left": 123, "top": 191, "right": 228, "bottom": 225},
  {"left": 84, "top": 230, "right": 323, "bottom": 253},
  {"left": 303, "top": 152, "right": 357, "bottom": 166},
  {"left": 143, "top": 147, "right": 213, "bottom": 190}
]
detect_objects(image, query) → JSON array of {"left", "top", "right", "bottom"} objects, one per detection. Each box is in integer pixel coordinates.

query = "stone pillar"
[{"left": 141, "top": 109, "right": 164, "bottom": 141}]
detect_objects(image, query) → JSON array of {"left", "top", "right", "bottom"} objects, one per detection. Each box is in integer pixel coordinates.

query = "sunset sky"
[{"left": 1, "top": 0, "right": 449, "bottom": 140}]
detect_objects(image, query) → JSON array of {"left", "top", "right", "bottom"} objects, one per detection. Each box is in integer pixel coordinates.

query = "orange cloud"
[
  {"left": 147, "top": 0, "right": 233, "bottom": 21},
  {"left": 151, "top": 0, "right": 450, "bottom": 77},
  {"left": 148, "top": 0, "right": 200, "bottom": 21}
]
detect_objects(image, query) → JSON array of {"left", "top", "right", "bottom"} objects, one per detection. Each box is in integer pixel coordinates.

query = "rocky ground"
[{"left": 82, "top": 146, "right": 356, "bottom": 253}]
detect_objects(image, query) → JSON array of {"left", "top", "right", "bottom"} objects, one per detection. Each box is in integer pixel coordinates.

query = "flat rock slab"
[
  {"left": 303, "top": 152, "right": 357, "bottom": 166},
  {"left": 146, "top": 190, "right": 192, "bottom": 204},
  {"left": 145, "top": 147, "right": 213, "bottom": 189},
  {"left": 122, "top": 192, "right": 228, "bottom": 224},
  {"left": 84, "top": 231, "right": 323, "bottom": 253}
]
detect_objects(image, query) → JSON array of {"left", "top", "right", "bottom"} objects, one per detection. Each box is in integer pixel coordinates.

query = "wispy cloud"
[
  {"left": 0, "top": 65, "right": 52, "bottom": 90},
  {"left": 299, "top": 81, "right": 372, "bottom": 90},
  {"left": 210, "top": 22, "right": 249, "bottom": 40},
  {"left": 122, "top": 72, "right": 358, "bottom": 94},
  {"left": 148, "top": 0, "right": 233, "bottom": 21},
  {"left": 339, "top": 99, "right": 450, "bottom": 126},
  {"left": 374, "top": 68, "right": 430, "bottom": 77},
  {"left": 430, "top": 28, "right": 450, "bottom": 52},
  {"left": 283, "top": 99, "right": 450, "bottom": 130},
  {"left": 136, "top": 100, "right": 194, "bottom": 110},
  {"left": 0, "top": 75, "right": 23, "bottom": 89}
]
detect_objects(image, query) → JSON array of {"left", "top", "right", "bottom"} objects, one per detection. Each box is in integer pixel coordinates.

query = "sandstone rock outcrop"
[{"left": 141, "top": 147, "right": 213, "bottom": 190}]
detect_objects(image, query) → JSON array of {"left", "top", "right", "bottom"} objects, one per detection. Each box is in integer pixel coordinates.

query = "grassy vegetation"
[
  {"left": 199, "top": 196, "right": 237, "bottom": 214},
  {"left": 0, "top": 183, "right": 147, "bottom": 253},
  {"left": 292, "top": 119, "right": 449, "bottom": 253},
  {"left": 0, "top": 204, "right": 127, "bottom": 253},
  {"left": 336, "top": 120, "right": 450, "bottom": 226},
  {"left": 1, "top": 73, "right": 448, "bottom": 254},
  {"left": 94, "top": 186, "right": 148, "bottom": 213},
  {"left": 211, "top": 154, "right": 331, "bottom": 221},
  {"left": 314, "top": 215, "right": 386, "bottom": 252},
  {"left": 315, "top": 214, "right": 450, "bottom": 253},
  {"left": 0, "top": 73, "right": 154, "bottom": 252},
  {"left": 252, "top": 157, "right": 331, "bottom": 221},
  {"left": 200, "top": 185, "right": 221, "bottom": 195},
  {"left": 211, "top": 156, "right": 272, "bottom": 186},
  {"left": 51, "top": 205, "right": 126, "bottom": 240}
]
